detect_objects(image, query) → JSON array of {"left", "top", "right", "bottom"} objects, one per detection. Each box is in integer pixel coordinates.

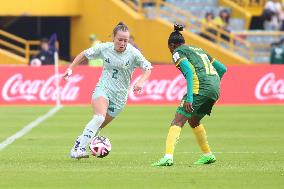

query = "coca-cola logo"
[
  {"left": 129, "top": 74, "right": 186, "bottom": 101},
  {"left": 2, "top": 73, "right": 83, "bottom": 102},
  {"left": 255, "top": 73, "right": 284, "bottom": 100}
]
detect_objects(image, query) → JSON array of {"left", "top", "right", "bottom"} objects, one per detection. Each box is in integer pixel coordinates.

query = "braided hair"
[
  {"left": 168, "top": 23, "right": 185, "bottom": 45},
  {"left": 113, "top": 22, "right": 129, "bottom": 36}
]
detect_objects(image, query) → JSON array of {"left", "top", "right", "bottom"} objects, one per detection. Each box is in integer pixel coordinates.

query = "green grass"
[{"left": 0, "top": 105, "right": 284, "bottom": 189}]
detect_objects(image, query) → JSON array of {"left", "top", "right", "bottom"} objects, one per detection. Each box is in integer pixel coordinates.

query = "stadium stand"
[
  {"left": 0, "top": 29, "right": 40, "bottom": 64},
  {"left": 1, "top": 0, "right": 284, "bottom": 64},
  {"left": 124, "top": 0, "right": 284, "bottom": 63}
]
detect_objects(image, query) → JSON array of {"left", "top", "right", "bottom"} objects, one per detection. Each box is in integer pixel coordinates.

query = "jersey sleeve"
[
  {"left": 84, "top": 43, "right": 105, "bottom": 60},
  {"left": 134, "top": 48, "right": 152, "bottom": 71},
  {"left": 172, "top": 50, "right": 193, "bottom": 102},
  {"left": 203, "top": 50, "right": 227, "bottom": 79},
  {"left": 212, "top": 59, "right": 227, "bottom": 79},
  {"left": 179, "top": 59, "right": 194, "bottom": 103}
]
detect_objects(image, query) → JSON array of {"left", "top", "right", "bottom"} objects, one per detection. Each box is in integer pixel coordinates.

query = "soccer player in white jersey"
[{"left": 63, "top": 22, "right": 152, "bottom": 159}]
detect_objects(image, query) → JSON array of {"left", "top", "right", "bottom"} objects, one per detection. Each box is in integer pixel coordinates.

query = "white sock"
[
  {"left": 204, "top": 152, "right": 212, "bottom": 156},
  {"left": 79, "top": 114, "right": 105, "bottom": 148},
  {"left": 164, "top": 154, "right": 173, "bottom": 159}
]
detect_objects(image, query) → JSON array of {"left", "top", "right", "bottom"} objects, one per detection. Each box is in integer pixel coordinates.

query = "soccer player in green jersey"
[
  {"left": 63, "top": 22, "right": 152, "bottom": 159},
  {"left": 152, "top": 24, "right": 227, "bottom": 166}
]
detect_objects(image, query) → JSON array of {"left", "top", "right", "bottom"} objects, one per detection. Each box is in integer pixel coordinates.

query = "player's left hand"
[
  {"left": 133, "top": 82, "right": 143, "bottom": 94},
  {"left": 184, "top": 102, "right": 194, "bottom": 113}
]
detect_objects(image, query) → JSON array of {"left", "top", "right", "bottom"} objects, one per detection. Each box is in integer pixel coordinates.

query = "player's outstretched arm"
[
  {"left": 212, "top": 59, "right": 227, "bottom": 79},
  {"left": 63, "top": 51, "right": 88, "bottom": 81}
]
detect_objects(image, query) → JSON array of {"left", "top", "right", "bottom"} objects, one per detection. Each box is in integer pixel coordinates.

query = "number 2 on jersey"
[
  {"left": 112, "top": 69, "right": 119, "bottom": 79},
  {"left": 196, "top": 52, "right": 217, "bottom": 75}
]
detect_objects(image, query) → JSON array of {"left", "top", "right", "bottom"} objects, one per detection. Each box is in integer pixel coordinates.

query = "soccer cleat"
[
  {"left": 194, "top": 154, "right": 216, "bottom": 165},
  {"left": 70, "top": 149, "right": 77, "bottom": 159},
  {"left": 152, "top": 157, "right": 173, "bottom": 167},
  {"left": 75, "top": 147, "right": 89, "bottom": 159},
  {"left": 70, "top": 138, "right": 80, "bottom": 159}
]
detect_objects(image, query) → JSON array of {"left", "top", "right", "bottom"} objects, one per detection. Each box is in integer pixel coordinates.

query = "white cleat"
[
  {"left": 70, "top": 138, "right": 80, "bottom": 159},
  {"left": 70, "top": 149, "right": 77, "bottom": 159},
  {"left": 75, "top": 147, "right": 89, "bottom": 159}
]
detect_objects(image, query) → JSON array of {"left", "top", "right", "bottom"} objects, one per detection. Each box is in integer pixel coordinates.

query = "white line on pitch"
[
  {"left": 178, "top": 151, "right": 278, "bottom": 154},
  {"left": 141, "top": 151, "right": 278, "bottom": 154},
  {"left": 0, "top": 106, "right": 62, "bottom": 151}
]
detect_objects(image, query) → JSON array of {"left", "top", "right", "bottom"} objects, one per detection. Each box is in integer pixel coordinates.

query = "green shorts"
[{"left": 176, "top": 94, "right": 216, "bottom": 118}]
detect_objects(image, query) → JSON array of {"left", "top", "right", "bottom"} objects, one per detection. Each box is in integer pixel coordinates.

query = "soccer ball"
[{"left": 89, "top": 136, "right": 111, "bottom": 158}]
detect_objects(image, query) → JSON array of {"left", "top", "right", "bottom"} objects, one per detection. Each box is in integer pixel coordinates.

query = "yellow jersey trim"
[
  {"left": 189, "top": 63, "right": 199, "bottom": 94},
  {"left": 175, "top": 57, "right": 187, "bottom": 67},
  {"left": 210, "top": 58, "right": 215, "bottom": 64}
]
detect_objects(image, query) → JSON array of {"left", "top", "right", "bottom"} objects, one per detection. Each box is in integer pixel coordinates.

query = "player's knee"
[
  {"left": 188, "top": 119, "right": 200, "bottom": 128},
  {"left": 188, "top": 116, "right": 202, "bottom": 128},
  {"left": 171, "top": 119, "right": 187, "bottom": 127},
  {"left": 93, "top": 114, "right": 105, "bottom": 125}
]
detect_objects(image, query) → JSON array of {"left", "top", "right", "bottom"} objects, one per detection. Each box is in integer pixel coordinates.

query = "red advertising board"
[
  {"left": 0, "top": 65, "right": 284, "bottom": 105},
  {"left": 219, "top": 65, "right": 284, "bottom": 104}
]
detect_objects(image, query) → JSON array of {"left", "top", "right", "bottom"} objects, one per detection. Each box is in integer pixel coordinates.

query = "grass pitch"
[{"left": 0, "top": 105, "right": 283, "bottom": 189}]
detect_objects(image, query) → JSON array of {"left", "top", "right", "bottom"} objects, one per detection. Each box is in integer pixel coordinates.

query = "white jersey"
[{"left": 84, "top": 42, "right": 152, "bottom": 107}]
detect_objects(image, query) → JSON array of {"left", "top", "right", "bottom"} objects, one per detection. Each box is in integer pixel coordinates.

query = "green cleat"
[
  {"left": 194, "top": 154, "right": 216, "bottom": 165},
  {"left": 152, "top": 157, "right": 174, "bottom": 167}
]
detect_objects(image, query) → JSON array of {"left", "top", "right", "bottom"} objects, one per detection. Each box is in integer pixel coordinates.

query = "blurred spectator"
[
  {"left": 128, "top": 0, "right": 156, "bottom": 7},
  {"left": 214, "top": 9, "right": 230, "bottom": 31},
  {"left": 89, "top": 34, "right": 101, "bottom": 46},
  {"left": 270, "top": 38, "right": 284, "bottom": 64},
  {"left": 200, "top": 12, "right": 216, "bottom": 42},
  {"left": 30, "top": 38, "right": 54, "bottom": 66},
  {"left": 88, "top": 34, "right": 103, "bottom": 67},
  {"left": 280, "top": 0, "right": 284, "bottom": 30},
  {"left": 129, "top": 35, "right": 140, "bottom": 50},
  {"left": 30, "top": 34, "right": 59, "bottom": 66},
  {"left": 214, "top": 9, "right": 231, "bottom": 41},
  {"left": 262, "top": 0, "right": 282, "bottom": 30}
]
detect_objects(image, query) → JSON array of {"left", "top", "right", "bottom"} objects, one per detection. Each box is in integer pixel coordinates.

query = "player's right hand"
[
  {"left": 184, "top": 102, "right": 194, "bottom": 113},
  {"left": 63, "top": 68, "right": 72, "bottom": 81}
]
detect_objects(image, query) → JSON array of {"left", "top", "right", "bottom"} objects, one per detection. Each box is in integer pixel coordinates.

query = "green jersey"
[{"left": 172, "top": 45, "right": 220, "bottom": 101}]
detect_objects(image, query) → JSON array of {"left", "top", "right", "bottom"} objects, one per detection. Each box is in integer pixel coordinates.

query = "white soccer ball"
[
  {"left": 89, "top": 136, "right": 111, "bottom": 158},
  {"left": 30, "top": 58, "right": 42, "bottom": 67}
]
